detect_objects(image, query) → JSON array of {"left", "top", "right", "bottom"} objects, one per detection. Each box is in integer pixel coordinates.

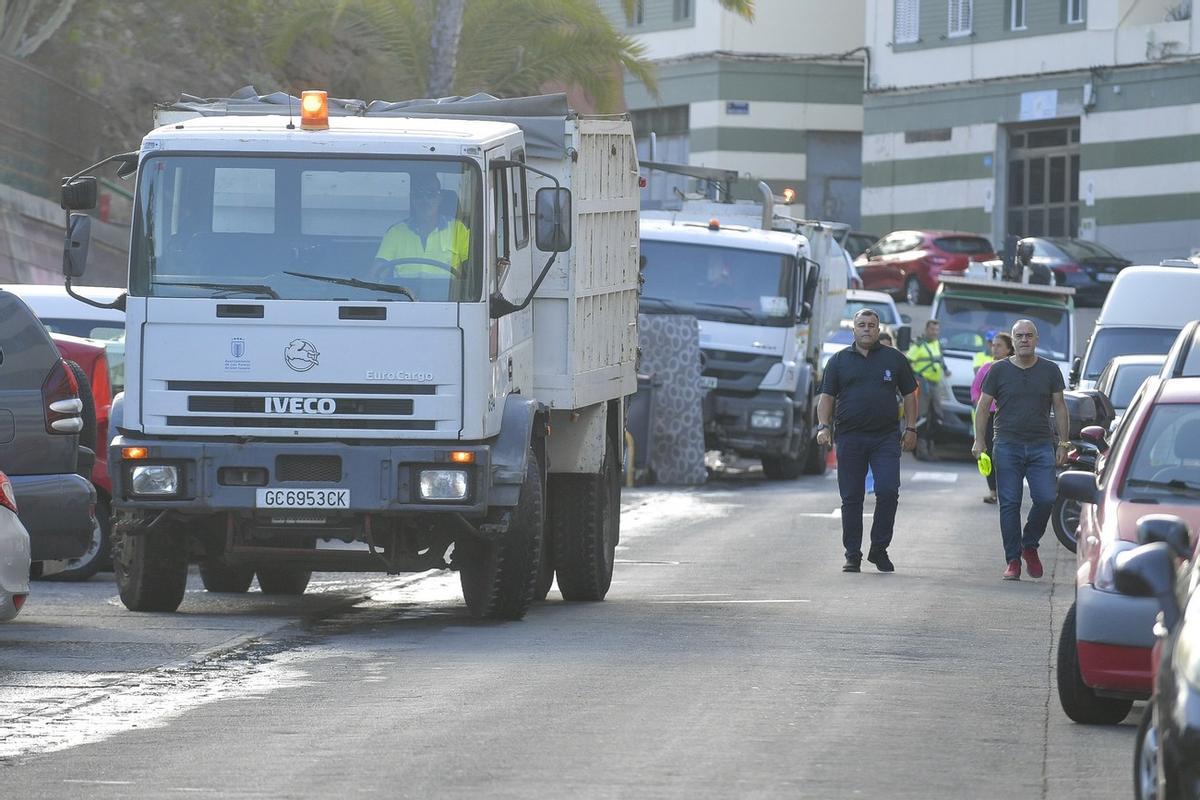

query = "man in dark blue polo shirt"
[{"left": 817, "top": 309, "right": 920, "bottom": 573}]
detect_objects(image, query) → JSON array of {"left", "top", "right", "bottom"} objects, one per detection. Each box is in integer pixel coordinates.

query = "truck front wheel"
[
  {"left": 459, "top": 448, "right": 544, "bottom": 619},
  {"left": 552, "top": 435, "right": 620, "bottom": 601},
  {"left": 113, "top": 518, "right": 189, "bottom": 613}
]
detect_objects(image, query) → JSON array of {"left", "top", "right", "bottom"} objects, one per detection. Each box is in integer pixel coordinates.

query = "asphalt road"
[{"left": 1, "top": 454, "right": 1137, "bottom": 799}]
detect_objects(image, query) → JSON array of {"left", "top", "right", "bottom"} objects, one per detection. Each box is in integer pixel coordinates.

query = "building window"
[
  {"left": 894, "top": 0, "right": 919, "bottom": 43},
  {"left": 948, "top": 0, "right": 973, "bottom": 37},
  {"left": 1006, "top": 122, "right": 1081, "bottom": 239},
  {"left": 634, "top": 0, "right": 645, "bottom": 25},
  {"left": 1066, "top": 0, "right": 1084, "bottom": 24},
  {"left": 1011, "top": 0, "right": 1027, "bottom": 30},
  {"left": 673, "top": 0, "right": 692, "bottom": 21}
]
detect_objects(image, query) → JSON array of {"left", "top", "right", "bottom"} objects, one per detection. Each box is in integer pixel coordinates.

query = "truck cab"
[
  {"left": 638, "top": 215, "right": 844, "bottom": 479},
  {"left": 931, "top": 276, "right": 1076, "bottom": 446}
]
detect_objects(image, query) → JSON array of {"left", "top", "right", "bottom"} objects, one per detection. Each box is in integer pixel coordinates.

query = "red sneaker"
[
  {"left": 1002, "top": 560, "right": 1021, "bottom": 581},
  {"left": 1023, "top": 548, "right": 1044, "bottom": 578}
]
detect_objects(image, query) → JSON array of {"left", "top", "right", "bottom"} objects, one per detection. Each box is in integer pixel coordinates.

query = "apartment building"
[
  {"left": 601, "top": 0, "right": 867, "bottom": 225},
  {"left": 863, "top": 0, "right": 1200, "bottom": 263}
]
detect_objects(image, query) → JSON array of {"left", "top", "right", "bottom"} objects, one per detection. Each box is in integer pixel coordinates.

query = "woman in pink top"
[{"left": 971, "top": 333, "right": 1015, "bottom": 504}]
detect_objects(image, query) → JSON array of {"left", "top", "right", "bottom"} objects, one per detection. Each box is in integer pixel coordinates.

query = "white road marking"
[
  {"left": 649, "top": 599, "right": 812, "bottom": 605},
  {"left": 910, "top": 471, "right": 959, "bottom": 483}
]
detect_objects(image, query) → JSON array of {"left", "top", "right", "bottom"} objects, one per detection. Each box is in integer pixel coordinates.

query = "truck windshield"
[
  {"left": 639, "top": 240, "right": 795, "bottom": 326},
  {"left": 937, "top": 296, "right": 1070, "bottom": 361},
  {"left": 130, "top": 155, "right": 482, "bottom": 302}
]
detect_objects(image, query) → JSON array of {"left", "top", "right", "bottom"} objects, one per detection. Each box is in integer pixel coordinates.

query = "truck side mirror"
[
  {"left": 535, "top": 187, "right": 572, "bottom": 253},
  {"left": 797, "top": 261, "right": 819, "bottom": 322},
  {"left": 1069, "top": 356, "right": 1082, "bottom": 388},
  {"left": 895, "top": 325, "right": 913, "bottom": 352},
  {"left": 61, "top": 176, "right": 98, "bottom": 211},
  {"left": 63, "top": 213, "right": 92, "bottom": 279}
]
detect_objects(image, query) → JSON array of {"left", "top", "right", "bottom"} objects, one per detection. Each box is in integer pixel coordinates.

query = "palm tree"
[{"left": 273, "top": 0, "right": 656, "bottom": 110}]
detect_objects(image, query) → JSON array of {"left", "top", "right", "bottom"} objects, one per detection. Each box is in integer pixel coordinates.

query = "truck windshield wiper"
[
  {"left": 284, "top": 271, "right": 414, "bottom": 301},
  {"left": 640, "top": 295, "right": 684, "bottom": 314},
  {"left": 1126, "top": 478, "right": 1200, "bottom": 497},
  {"left": 694, "top": 301, "right": 756, "bottom": 321},
  {"left": 155, "top": 280, "right": 279, "bottom": 299}
]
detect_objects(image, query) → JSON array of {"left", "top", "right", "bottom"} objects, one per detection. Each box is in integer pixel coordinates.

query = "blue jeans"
[
  {"left": 993, "top": 440, "right": 1056, "bottom": 563},
  {"left": 836, "top": 431, "right": 901, "bottom": 559}
]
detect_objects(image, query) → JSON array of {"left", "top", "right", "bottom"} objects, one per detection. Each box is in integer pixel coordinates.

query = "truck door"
[{"left": 486, "top": 146, "right": 535, "bottom": 408}]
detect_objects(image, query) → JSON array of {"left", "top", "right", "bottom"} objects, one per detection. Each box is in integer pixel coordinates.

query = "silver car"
[{"left": 0, "top": 471, "right": 31, "bottom": 621}]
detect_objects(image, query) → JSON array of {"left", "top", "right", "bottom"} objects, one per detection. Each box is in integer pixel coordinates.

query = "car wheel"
[
  {"left": 904, "top": 276, "right": 926, "bottom": 306},
  {"left": 1051, "top": 496, "right": 1080, "bottom": 553},
  {"left": 1134, "top": 704, "right": 1161, "bottom": 800},
  {"left": 1057, "top": 602, "right": 1135, "bottom": 724}
]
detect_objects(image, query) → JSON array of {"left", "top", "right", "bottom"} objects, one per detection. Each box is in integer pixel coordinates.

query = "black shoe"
[
  {"left": 867, "top": 550, "right": 895, "bottom": 573},
  {"left": 842, "top": 556, "right": 862, "bottom": 573}
]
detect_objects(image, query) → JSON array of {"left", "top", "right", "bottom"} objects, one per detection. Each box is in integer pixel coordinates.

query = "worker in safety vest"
[
  {"left": 906, "top": 319, "right": 950, "bottom": 461},
  {"left": 374, "top": 172, "right": 470, "bottom": 287}
]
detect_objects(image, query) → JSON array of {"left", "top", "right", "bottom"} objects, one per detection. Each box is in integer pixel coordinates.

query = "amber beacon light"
[{"left": 300, "top": 90, "right": 329, "bottom": 130}]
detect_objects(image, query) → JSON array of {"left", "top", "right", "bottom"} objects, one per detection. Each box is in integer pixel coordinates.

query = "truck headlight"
[
  {"left": 750, "top": 410, "right": 785, "bottom": 430},
  {"left": 1094, "top": 540, "right": 1137, "bottom": 592},
  {"left": 419, "top": 469, "right": 469, "bottom": 501},
  {"left": 130, "top": 465, "right": 179, "bottom": 496}
]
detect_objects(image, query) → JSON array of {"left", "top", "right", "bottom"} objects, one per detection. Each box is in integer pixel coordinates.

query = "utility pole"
[{"left": 426, "top": 0, "right": 465, "bottom": 98}]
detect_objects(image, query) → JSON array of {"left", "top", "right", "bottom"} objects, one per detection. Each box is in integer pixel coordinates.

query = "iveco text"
[{"left": 264, "top": 397, "right": 336, "bottom": 414}]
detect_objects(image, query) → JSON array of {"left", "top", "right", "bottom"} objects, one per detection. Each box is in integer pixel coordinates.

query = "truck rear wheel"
[
  {"left": 552, "top": 435, "right": 619, "bottom": 601},
  {"left": 761, "top": 454, "right": 804, "bottom": 480},
  {"left": 199, "top": 561, "right": 254, "bottom": 593},
  {"left": 113, "top": 519, "right": 189, "bottom": 613},
  {"left": 803, "top": 433, "right": 828, "bottom": 476},
  {"left": 256, "top": 567, "right": 312, "bottom": 596},
  {"left": 460, "top": 448, "right": 544, "bottom": 619}
]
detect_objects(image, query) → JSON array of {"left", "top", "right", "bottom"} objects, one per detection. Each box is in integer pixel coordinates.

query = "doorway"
[{"left": 1006, "top": 122, "right": 1080, "bottom": 238}]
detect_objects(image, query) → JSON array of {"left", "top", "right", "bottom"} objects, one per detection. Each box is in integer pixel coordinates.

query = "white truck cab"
[{"left": 59, "top": 91, "right": 638, "bottom": 619}]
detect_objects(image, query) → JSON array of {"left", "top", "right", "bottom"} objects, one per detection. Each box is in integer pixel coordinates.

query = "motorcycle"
[{"left": 1051, "top": 426, "right": 1107, "bottom": 553}]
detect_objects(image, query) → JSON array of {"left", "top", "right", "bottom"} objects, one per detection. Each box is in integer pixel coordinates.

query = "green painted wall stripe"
[
  {"left": 862, "top": 153, "right": 994, "bottom": 188},
  {"left": 1081, "top": 135, "right": 1200, "bottom": 171},
  {"left": 624, "top": 59, "right": 863, "bottom": 111},
  {"left": 689, "top": 126, "right": 807, "bottom": 154},
  {"left": 1094, "top": 193, "right": 1200, "bottom": 226},
  {"left": 861, "top": 209, "right": 992, "bottom": 236},
  {"left": 863, "top": 62, "right": 1200, "bottom": 135}
]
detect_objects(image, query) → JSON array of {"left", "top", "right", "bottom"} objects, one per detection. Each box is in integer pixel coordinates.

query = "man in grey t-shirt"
[{"left": 971, "top": 319, "right": 1070, "bottom": 581}]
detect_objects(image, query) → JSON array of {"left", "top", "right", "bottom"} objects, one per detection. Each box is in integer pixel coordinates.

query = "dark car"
[
  {"left": 1022, "top": 237, "right": 1132, "bottom": 306},
  {"left": 841, "top": 231, "right": 879, "bottom": 260},
  {"left": 0, "top": 290, "right": 96, "bottom": 574},
  {"left": 854, "top": 230, "right": 994, "bottom": 305},
  {"left": 1115, "top": 516, "right": 1200, "bottom": 800}
]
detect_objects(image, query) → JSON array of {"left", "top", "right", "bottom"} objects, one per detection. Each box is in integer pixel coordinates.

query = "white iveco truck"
[
  {"left": 58, "top": 90, "right": 638, "bottom": 618},
  {"left": 639, "top": 167, "right": 845, "bottom": 479}
]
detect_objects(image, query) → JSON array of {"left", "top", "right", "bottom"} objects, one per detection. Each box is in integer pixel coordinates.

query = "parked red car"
[
  {"left": 46, "top": 333, "right": 114, "bottom": 580},
  {"left": 1057, "top": 373, "right": 1200, "bottom": 724},
  {"left": 853, "top": 230, "right": 995, "bottom": 305}
]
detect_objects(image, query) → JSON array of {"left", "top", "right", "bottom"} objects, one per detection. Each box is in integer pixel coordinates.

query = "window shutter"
[{"left": 894, "top": 0, "right": 919, "bottom": 43}]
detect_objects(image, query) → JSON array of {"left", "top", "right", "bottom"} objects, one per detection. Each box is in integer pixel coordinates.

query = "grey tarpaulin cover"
[{"left": 160, "top": 87, "right": 572, "bottom": 160}]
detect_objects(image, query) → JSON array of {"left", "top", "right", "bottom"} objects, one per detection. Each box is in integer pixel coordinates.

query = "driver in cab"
[{"left": 373, "top": 172, "right": 470, "bottom": 282}]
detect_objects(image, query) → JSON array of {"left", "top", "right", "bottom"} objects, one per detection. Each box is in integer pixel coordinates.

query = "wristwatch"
[
  {"left": 1057, "top": 441, "right": 1072, "bottom": 448},
  {"left": 816, "top": 424, "right": 830, "bottom": 432},
  {"left": 905, "top": 427, "right": 918, "bottom": 434}
]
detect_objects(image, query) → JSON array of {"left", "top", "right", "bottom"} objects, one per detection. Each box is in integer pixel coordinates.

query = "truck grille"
[
  {"left": 276, "top": 455, "right": 341, "bottom": 482},
  {"left": 701, "top": 349, "right": 776, "bottom": 395},
  {"left": 159, "top": 380, "right": 441, "bottom": 432},
  {"left": 952, "top": 386, "right": 973, "bottom": 406}
]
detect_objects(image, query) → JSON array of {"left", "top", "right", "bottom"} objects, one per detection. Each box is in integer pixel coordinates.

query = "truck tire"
[
  {"left": 199, "top": 561, "right": 255, "bottom": 593},
  {"left": 113, "top": 518, "right": 189, "bottom": 613},
  {"left": 534, "top": 519, "right": 555, "bottom": 601},
  {"left": 42, "top": 496, "right": 110, "bottom": 582},
  {"left": 803, "top": 433, "right": 828, "bottom": 476},
  {"left": 761, "top": 454, "right": 803, "bottom": 480},
  {"left": 256, "top": 567, "right": 312, "bottom": 596},
  {"left": 552, "top": 435, "right": 619, "bottom": 601},
  {"left": 1056, "top": 602, "right": 1134, "bottom": 724},
  {"left": 459, "top": 447, "right": 544, "bottom": 619}
]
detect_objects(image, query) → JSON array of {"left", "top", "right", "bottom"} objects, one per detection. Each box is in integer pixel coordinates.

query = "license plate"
[
  {"left": 700, "top": 375, "right": 718, "bottom": 389},
  {"left": 1096, "top": 272, "right": 1115, "bottom": 283},
  {"left": 256, "top": 488, "right": 350, "bottom": 509}
]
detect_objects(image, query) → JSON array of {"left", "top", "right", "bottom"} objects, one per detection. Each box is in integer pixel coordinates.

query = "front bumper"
[
  {"left": 704, "top": 391, "right": 798, "bottom": 457},
  {"left": 109, "top": 436, "right": 493, "bottom": 517},
  {"left": 10, "top": 473, "right": 96, "bottom": 562},
  {"left": 1075, "top": 584, "right": 1158, "bottom": 694}
]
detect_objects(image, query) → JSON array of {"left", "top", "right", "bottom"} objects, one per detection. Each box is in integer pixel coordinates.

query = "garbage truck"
[
  {"left": 638, "top": 164, "right": 846, "bottom": 479},
  {"left": 57, "top": 89, "right": 639, "bottom": 619}
]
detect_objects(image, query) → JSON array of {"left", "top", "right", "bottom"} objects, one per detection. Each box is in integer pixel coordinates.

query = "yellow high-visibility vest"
[
  {"left": 906, "top": 339, "right": 945, "bottom": 383},
  {"left": 375, "top": 219, "right": 470, "bottom": 278}
]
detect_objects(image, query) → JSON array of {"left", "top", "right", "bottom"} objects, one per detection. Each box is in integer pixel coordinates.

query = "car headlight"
[
  {"left": 1094, "top": 540, "right": 1138, "bottom": 592},
  {"left": 419, "top": 469, "right": 469, "bottom": 501},
  {"left": 130, "top": 465, "right": 179, "bottom": 496},
  {"left": 750, "top": 410, "right": 785, "bottom": 430},
  {"left": 1174, "top": 615, "right": 1200, "bottom": 689}
]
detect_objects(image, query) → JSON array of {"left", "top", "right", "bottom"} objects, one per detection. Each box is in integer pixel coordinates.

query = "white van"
[{"left": 1072, "top": 266, "right": 1200, "bottom": 389}]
